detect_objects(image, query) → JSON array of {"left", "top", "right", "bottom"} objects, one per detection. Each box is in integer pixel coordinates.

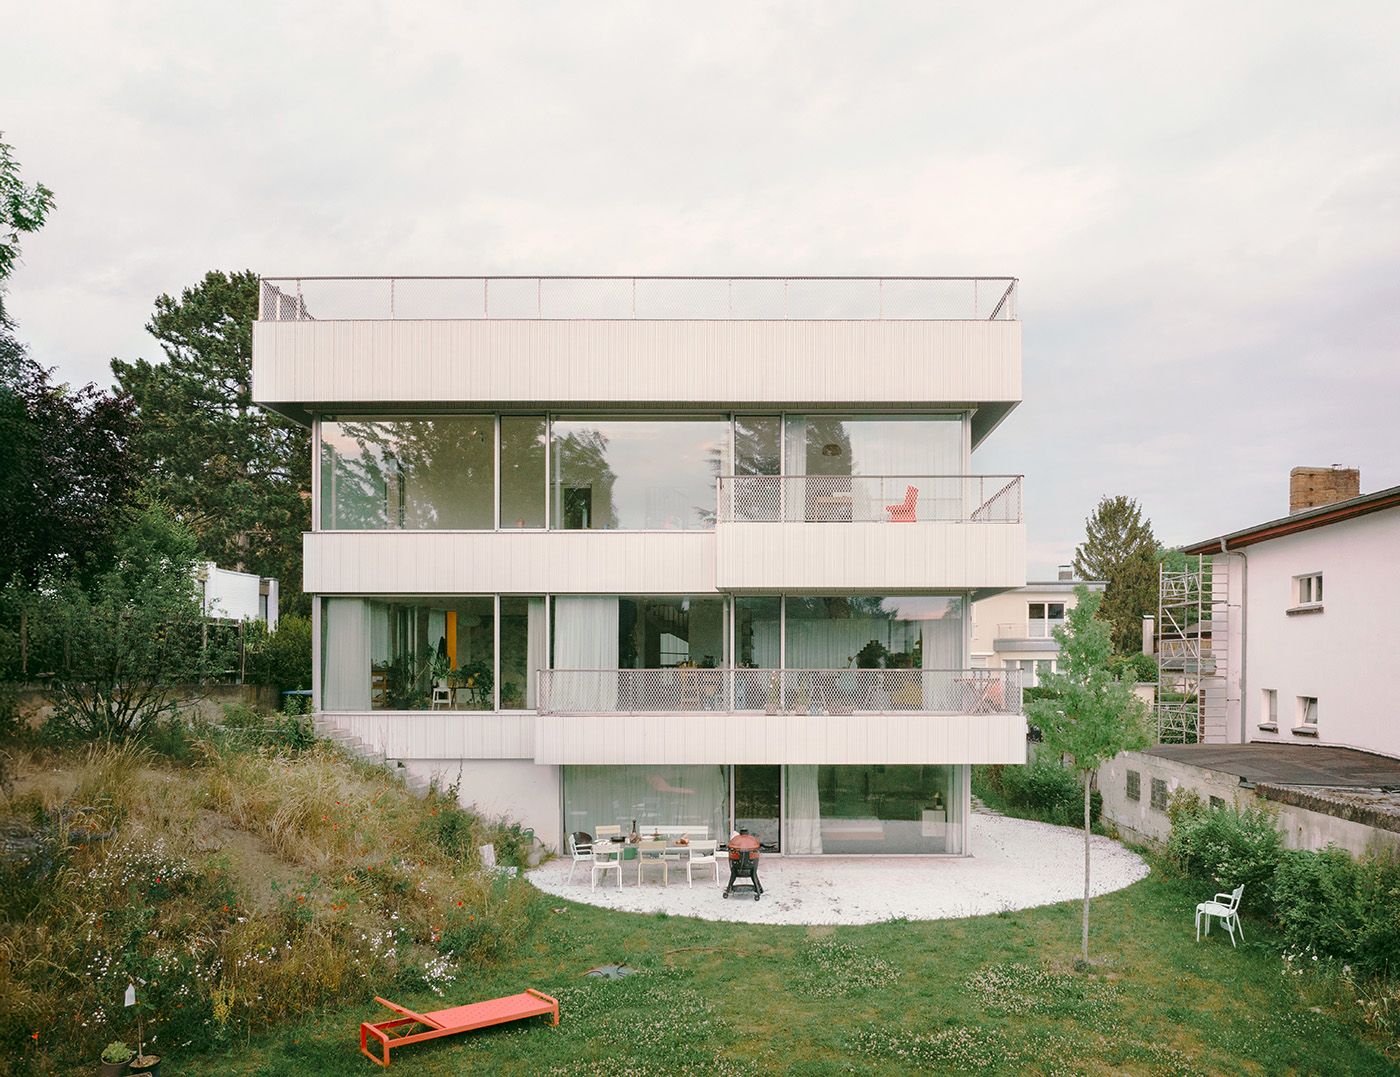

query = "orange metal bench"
[{"left": 360, "top": 989, "right": 559, "bottom": 1066}]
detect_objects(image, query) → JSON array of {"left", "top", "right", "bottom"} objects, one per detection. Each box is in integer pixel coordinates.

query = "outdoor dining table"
[{"left": 593, "top": 838, "right": 702, "bottom": 883}]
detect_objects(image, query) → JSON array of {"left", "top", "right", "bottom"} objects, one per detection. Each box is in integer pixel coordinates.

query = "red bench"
[{"left": 360, "top": 989, "right": 559, "bottom": 1066}]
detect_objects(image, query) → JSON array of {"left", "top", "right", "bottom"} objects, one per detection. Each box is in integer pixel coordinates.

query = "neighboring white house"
[
  {"left": 197, "top": 562, "right": 279, "bottom": 630},
  {"left": 970, "top": 572, "right": 1106, "bottom": 687},
  {"left": 251, "top": 275, "right": 1029, "bottom": 854},
  {"left": 1174, "top": 471, "right": 1400, "bottom": 755}
]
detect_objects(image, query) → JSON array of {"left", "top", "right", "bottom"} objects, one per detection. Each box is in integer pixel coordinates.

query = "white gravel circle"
[{"left": 526, "top": 815, "right": 1149, "bottom": 925}]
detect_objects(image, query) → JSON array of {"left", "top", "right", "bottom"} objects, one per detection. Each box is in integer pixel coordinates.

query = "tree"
[
  {"left": 112, "top": 271, "right": 311, "bottom": 616},
  {"left": 1072, "top": 495, "right": 1159, "bottom": 653},
  {"left": 1025, "top": 585, "right": 1150, "bottom": 964},
  {"left": 0, "top": 133, "right": 55, "bottom": 330},
  {"left": 44, "top": 502, "right": 234, "bottom": 739}
]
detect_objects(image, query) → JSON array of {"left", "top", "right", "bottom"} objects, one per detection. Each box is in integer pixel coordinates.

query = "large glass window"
[
  {"left": 321, "top": 418, "right": 495, "bottom": 530},
  {"left": 551, "top": 418, "right": 729, "bottom": 530},
  {"left": 322, "top": 596, "right": 494, "bottom": 711},
  {"left": 786, "top": 764, "right": 965, "bottom": 854},
  {"left": 783, "top": 596, "right": 964, "bottom": 670},
  {"left": 563, "top": 765, "right": 728, "bottom": 838},
  {"left": 500, "top": 597, "right": 547, "bottom": 709},
  {"left": 500, "top": 416, "right": 546, "bottom": 528}
]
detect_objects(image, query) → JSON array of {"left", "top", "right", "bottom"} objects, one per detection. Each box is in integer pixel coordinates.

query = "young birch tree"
[{"left": 1025, "top": 584, "right": 1150, "bottom": 964}]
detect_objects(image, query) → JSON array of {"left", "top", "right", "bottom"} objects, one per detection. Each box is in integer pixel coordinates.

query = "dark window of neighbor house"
[
  {"left": 1150, "top": 778, "right": 1168, "bottom": 812},
  {"left": 1126, "top": 771, "right": 1141, "bottom": 801}
]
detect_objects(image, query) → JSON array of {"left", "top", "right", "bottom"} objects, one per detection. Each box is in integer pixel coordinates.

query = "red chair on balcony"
[{"left": 885, "top": 485, "right": 918, "bottom": 522}]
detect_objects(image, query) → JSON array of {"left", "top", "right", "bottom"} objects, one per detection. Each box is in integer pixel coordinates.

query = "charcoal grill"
[{"left": 722, "top": 830, "right": 763, "bottom": 901}]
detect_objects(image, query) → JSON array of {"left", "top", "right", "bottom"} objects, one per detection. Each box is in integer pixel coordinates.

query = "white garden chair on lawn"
[{"left": 1196, "top": 884, "right": 1244, "bottom": 946}]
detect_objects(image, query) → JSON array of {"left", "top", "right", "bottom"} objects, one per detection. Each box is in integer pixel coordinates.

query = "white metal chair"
[
  {"left": 595, "top": 824, "right": 623, "bottom": 841},
  {"left": 684, "top": 840, "right": 721, "bottom": 888},
  {"left": 1196, "top": 884, "right": 1245, "bottom": 946},
  {"left": 565, "top": 832, "right": 594, "bottom": 885},
  {"left": 590, "top": 845, "right": 623, "bottom": 890},
  {"left": 636, "top": 839, "right": 669, "bottom": 886},
  {"left": 431, "top": 683, "right": 452, "bottom": 710},
  {"left": 478, "top": 844, "right": 518, "bottom": 878}
]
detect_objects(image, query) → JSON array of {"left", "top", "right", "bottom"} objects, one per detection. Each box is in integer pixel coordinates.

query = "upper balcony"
[
  {"left": 714, "top": 474, "right": 1025, "bottom": 593},
  {"left": 252, "top": 276, "right": 1022, "bottom": 447}
]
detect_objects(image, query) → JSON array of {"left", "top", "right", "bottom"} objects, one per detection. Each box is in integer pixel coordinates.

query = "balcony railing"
[
  {"left": 258, "top": 276, "right": 1018, "bottom": 323},
  {"left": 995, "top": 622, "right": 1061, "bottom": 639},
  {"left": 537, "top": 667, "right": 1022, "bottom": 716},
  {"left": 716, "top": 475, "right": 1022, "bottom": 524}
]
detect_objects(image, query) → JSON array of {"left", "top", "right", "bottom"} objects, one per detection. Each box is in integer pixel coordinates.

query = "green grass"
[{"left": 192, "top": 874, "right": 1395, "bottom": 1077}]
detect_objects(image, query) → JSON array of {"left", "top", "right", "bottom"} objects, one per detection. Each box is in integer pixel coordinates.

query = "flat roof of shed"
[{"left": 1145, "top": 743, "right": 1400, "bottom": 788}]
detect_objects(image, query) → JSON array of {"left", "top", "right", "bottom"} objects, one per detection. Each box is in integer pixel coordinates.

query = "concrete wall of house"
[
  {"left": 254, "top": 318, "right": 1022, "bottom": 416},
  {"left": 1099, "top": 750, "right": 1400, "bottom": 858},
  {"left": 1241, "top": 510, "right": 1400, "bottom": 756},
  {"left": 534, "top": 712, "right": 1028, "bottom": 766},
  {"left": 314, "top": 712, "right": 535, "bottom": 760},
  {"left": 396, "top": 758, "right": 562, "bottom": 853},
  {"left": 305, "top": 530, "right": 716, "bottom": 595},
  {"left": 716, "top": 521, "right": 1025, "bottom": 593}
]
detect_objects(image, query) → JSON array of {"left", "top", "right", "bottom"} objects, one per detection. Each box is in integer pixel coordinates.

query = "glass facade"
[
  {"left": 786, "top": 764, "right": 965, "bottom": 854},
  {"left": 563, "top": 765, "right": 729, "bottom": 840},
  {"left": 550, "top": 418, "right": 728, "bottom": 531},
  {"left": 318, "top": 412, "right": 970, "bottom": 530},
  {"left": 321, "top": 418, "right": 495, "bottom": 530}
]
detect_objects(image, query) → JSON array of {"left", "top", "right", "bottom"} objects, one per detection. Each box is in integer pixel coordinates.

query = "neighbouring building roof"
[{"left": 1180, "top": 483, "right": 1400, "bottom": 555}]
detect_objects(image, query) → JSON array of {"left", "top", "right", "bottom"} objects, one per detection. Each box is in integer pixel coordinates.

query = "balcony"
[
  {"left": 992, "top": 621, "right": 1063, "bottom": 652},
  {"left": 251, "top": 277, "right": 1023, "bottom": 444},
  {"left": 533, "top": 667, "right": 1027, "bottom": 766},
  {"left": 714, "top": 475, "right": 1026, "bottom": 592}
]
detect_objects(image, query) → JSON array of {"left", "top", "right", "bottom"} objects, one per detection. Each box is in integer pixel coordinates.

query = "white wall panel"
[
  {"left": 534, "top": 713, "right": 1027, "bottom": 765},
  {"left": 715, "top": 522, "right": 1025, "bottom": 591},
  {"left": 323, "top": 712, "right": 536, "bottom": 759},
  {"left": 254, "top": 319, "right": 1021, "bottom": 411},
  {"left": 305, "top": 530, "right": 716, "bottom": 594}
]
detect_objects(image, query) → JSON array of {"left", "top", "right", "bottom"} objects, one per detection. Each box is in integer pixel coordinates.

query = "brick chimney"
[{"left": 1290, "top": 466, "right": 1360, "bottom": 515}]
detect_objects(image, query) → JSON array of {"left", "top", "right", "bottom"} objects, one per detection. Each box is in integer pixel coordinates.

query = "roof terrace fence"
[{"left": 258, "top": 276, "right": 1018, "bottom": 323}]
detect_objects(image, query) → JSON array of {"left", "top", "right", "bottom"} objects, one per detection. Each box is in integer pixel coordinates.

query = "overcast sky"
[{"left": 4, "top": 1, "right": 1398, "bottom": 577}]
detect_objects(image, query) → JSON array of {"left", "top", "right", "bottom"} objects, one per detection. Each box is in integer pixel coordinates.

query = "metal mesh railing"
[
  {"left": 537, "top": 667, "right": 1022, "bottom": 716},
  {"left": 258, "top": 276, "right": 1018, "bottom": 322},
  {"left": 716, "top": 475, "right": 1022, "bottom": 524}
]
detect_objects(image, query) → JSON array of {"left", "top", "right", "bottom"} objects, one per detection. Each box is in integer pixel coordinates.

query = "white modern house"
[
  {"left": 251, "top": 275, "right": 1029, "bottom": 854},
  {"left": 970, "top": 572, "right": 1106, "bottom": 687}
]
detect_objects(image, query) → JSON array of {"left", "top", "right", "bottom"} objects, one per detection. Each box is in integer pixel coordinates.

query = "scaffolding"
[{"left": 1157, "top": 555, "right": 1231, "bottom": 743}]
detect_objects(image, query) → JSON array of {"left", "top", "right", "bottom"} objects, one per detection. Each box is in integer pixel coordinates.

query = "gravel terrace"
[{"left": 527, "top": 814, "right": 1150, "bottom": 925}]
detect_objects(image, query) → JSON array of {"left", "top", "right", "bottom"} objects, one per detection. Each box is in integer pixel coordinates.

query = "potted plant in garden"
[{"left": 100, "top": 1041, "right": 133, "bottom": 1077}]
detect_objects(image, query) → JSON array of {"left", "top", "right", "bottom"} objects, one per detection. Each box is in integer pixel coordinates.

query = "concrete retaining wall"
[
  {"left": 1099, "top": 750, "right": 1400, "bottom": 858},
  {"left": 11, "top": 683, "right": 281, "bottom": 727}
]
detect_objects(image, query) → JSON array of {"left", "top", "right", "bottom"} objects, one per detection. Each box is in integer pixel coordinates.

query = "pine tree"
[
  {"left": 1072, "top": 495, "right": 1159, "bottom": 653},
  {"left": 112, "top": 271, "right": 311, "bottom": 615}
]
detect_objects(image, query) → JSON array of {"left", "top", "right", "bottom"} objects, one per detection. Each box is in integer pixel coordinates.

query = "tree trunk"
[{"left": 1082, "top": 769, "right": 1092, "bottom": 964}]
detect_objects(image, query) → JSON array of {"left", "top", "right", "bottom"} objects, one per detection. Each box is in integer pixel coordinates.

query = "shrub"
[
  {"left": 978, "top": 758, "right": 1101, "bottom": 827},
  {"left": 1272, "top": 848, "right": 1400, "bottom": 979},
  {"left": 1161, "top": 792, "right": 1283, "bottom": 916}
]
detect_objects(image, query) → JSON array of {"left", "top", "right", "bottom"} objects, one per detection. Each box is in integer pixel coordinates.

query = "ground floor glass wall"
[{"left": 562, "top": 765, "right": 729, "bottom": 841}]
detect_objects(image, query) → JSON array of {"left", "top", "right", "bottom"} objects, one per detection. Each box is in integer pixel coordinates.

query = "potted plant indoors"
[{"left": 100, "top": 1041, "right": 134, "bottom": 1077}]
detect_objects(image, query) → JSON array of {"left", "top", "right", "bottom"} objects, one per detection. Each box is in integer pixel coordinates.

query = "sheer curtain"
[
  {"left": 554, "top": 597, "right": 619, "bottom": 710},
  {"left": 324, "top": 598, "right": 371, "bottom": 711},
  {"left": 525, "top": 597, "right": 547, "bottom": 710},
  {"left": 922, "top": 601, "right": 964, "bottom": 711},
  {"left": 786, "top": 765, "right": 823, "bottom": 854},
  {"left": 563, "top": 765, "right": 727, "bottom": 836}
]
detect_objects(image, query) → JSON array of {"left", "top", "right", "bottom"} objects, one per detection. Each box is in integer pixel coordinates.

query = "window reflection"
[{"left": 551, "top": 419, "right": 728, "bottom": 530}]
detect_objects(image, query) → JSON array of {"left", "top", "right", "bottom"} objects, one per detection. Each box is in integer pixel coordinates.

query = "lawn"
[
  {"left": 5, "top": 733, "right": 1395, "bottom": 1077},
  {"left": 202, "top": 874, "right": 1392, "bottom": 1077}
]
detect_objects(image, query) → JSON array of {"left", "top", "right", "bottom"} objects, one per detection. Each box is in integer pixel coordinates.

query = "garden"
[{"left": 3, "top": 717, "right": 1399, "bottom": 1076}]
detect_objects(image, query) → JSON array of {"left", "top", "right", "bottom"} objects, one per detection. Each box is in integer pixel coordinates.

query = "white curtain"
[
  {"left": 525, "top": 597, "right": 547, "bottom": 710},
  {"left": 563, "top": 765, "right": 727, "bottom": 836},
  {"left": 324, "top": 598, "right": 371, "bottom": 711},
  {"left": 554, "top": 597, "right": 620, "bottom": 710},
  {"left": 786, "top": 765, "right": 823, "bottom": 854},
  {"left": 922, "top": 601, "right": 964, "bottom": 710}
]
